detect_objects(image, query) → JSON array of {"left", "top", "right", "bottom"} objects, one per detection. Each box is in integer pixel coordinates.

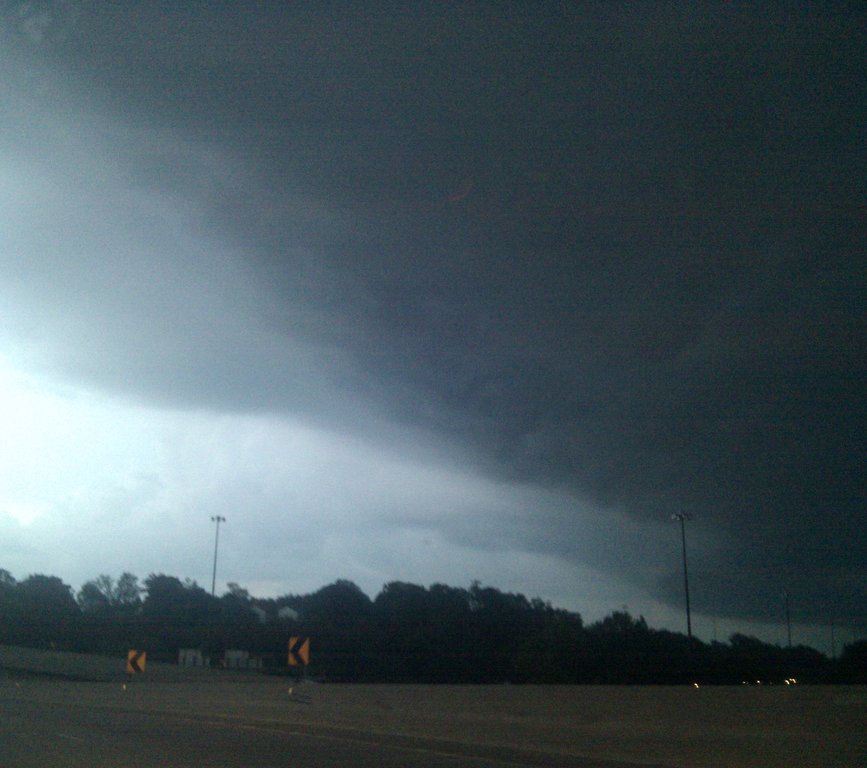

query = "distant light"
[{"left": 693, "top": 682, "right": 700, "bottom": 688}]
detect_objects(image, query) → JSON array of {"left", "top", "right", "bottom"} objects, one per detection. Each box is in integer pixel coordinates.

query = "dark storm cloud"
[{"left": 4, "top": 3, "right": 864, "bottom": 626}]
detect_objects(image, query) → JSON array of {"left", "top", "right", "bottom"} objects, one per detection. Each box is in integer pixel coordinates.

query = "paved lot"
[
  {"left": 0, "top": 681, "right": 644, "bottom": 768},
  {"left": 0, "top": 693, "right": 591, "bottom": 768},
  {"left": 0, "top": 671, "right": 864, "bottom": 767}
]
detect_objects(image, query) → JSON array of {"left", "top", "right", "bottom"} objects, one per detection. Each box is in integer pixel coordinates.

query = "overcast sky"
[{"left": 1, "top": 2, "right": 863, "bottom": 653}]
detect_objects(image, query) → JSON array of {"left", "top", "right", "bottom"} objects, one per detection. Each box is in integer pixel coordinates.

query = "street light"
[
  {"left": 781, "top": 589, "right": 792, "bottom": 648},
  {"left": 210, "top": 515, "right": 226, "bottom": 597},
  {"left": 671, "top": 513, "right": 693, "bottom": 642}
]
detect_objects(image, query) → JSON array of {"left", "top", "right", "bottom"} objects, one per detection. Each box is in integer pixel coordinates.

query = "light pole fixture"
[
  {"left": 671, "top": 512, "right": 693, "bottom": 642},
  {"left": 210, "top": 515, "right": 226, "bottom": 597}
]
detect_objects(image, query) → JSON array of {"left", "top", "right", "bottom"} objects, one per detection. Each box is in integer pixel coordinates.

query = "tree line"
[{"left": 0, "top": 568, "right": 863, "bottom": 684}]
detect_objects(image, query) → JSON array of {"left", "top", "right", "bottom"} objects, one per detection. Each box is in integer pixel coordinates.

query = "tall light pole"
[
  {"left": 671, "top": 513, "right": 693, "bottom": 642},
  {"left": 210, "top": 515, "right": 226, "bottom": 597},
  {"left": 781, "top": 589, "right": 792, "bottom": 648}
]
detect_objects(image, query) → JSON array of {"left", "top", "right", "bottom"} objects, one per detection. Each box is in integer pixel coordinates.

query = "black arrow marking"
[
  {"left": 128, "top": 650, "right": 144, "bottom": 673},
  {"left": 288, "top": 637, "right": 309, "bottom": 666}
]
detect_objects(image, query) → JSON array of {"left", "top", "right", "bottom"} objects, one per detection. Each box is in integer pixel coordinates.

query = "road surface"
[
  {"left": 0, "top": 683, "right": 638, "bottom": 768},
  {"left": 1, "top": 670, "right": 863, "bottom": 767}
]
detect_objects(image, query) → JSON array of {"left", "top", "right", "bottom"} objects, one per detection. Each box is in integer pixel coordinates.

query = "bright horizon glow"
[{"left": 0, "top": 355, "right": 848, "bottom": 655}]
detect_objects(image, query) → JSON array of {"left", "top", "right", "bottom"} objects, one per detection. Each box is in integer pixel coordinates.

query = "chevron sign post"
[{"left": 287, "top": 636, "right": 310, "bottom": 667}]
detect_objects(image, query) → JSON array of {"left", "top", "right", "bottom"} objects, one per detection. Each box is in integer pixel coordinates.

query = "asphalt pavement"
[{"left": 0, "top": 684, "right": 628, "bottom": 768}]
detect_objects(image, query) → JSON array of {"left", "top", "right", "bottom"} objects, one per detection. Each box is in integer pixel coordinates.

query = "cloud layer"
[{"left": 0, "top": 4, "right": 863, "bottom": 641}]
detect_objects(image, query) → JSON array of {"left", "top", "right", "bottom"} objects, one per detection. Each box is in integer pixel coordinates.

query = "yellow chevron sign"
[
  {"left": 288, "top": 636, "right": 310, "bottom": 666},
  {"left": 126, "top": 649, "right": 146, "bottom": 674}
]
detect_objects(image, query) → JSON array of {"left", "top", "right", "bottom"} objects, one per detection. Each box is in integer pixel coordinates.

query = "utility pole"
[
  {"left": 211, "top": 515, "right": 226, "bottom": 597},
  {"left": 671, "top": 513, "right": 693, "bottom": 642}
]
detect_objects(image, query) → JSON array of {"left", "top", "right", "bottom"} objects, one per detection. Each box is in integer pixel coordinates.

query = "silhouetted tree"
[
  {"left": 726, "top": 633, "right": 784, "bottom": 681},
  {"left": 140, "top": 574, "right": 219, "bottom": 656},
  {"left": 302, "top": 579, "right": 372, "bottom": 622},
  {"left": 78, "top": 573, "right": 143, "bottom": 614},
  {"left": 586, "top": 611, "right": 652, "bottom": 683},
  {"left": 2, "top": 566, "right": 850, "bottom": 684},
  {"left": 0, "top": 568, "right": 15, "bottom": 590},
  {"left": 371, "top": 581, "right": 477, "bottom": 681},
  {"left": 837, "top": 640, "right": 867, "bottom": 684},
  {"left": 77, "top": 580, "right": 112, "bottom": 614},
  {"left": 291, "top": 580, "right": 373, "bottom": 680},
  {"left": 114, "top": 572, "right": 143, "bottom": 611},
  {"left": 515, "top": 611, "right": 586, "bottom": 682},
  {"left": 14, "top": 574, "right": 79, "bottom": 648},
  {"left": 0, "top": 569, "right": 21, "bottom": 644},
  {"left": 225, "top": 582, "right": 251, "bottom": 601}
]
